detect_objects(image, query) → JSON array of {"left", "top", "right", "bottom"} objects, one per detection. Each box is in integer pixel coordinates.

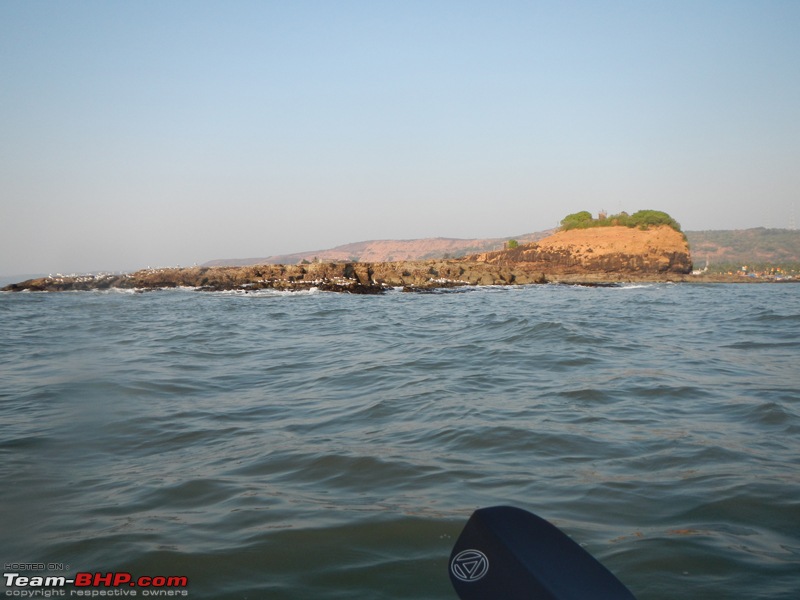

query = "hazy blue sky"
[{"left": 2, "top": 1, "right": 799, "bottom": 275}]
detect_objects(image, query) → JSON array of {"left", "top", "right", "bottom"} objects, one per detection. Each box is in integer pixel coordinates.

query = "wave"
[{"left": 2, "top": 283, "right": 798, "bottom": 599}]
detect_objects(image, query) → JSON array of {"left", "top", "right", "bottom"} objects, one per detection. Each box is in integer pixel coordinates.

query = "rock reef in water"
[
  {"left": 3, "top": 226, "right": 694, "bottom": 293},
  {"left": 1, "top": 261, "right": 540, "bottom": 293}
]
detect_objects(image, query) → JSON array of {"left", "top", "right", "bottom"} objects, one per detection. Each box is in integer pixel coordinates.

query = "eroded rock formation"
[{"left": 473, "top": 225, "right": 692, "bottom": 275}]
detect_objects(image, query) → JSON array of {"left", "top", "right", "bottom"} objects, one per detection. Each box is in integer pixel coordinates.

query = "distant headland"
[{"left": 4, "top": 211, "right": 798, "bottom": 293}]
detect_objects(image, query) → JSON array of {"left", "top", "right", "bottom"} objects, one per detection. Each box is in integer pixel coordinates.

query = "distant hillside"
[
  {"left": 686, "top": 228, "right": 800, "bottom": 272},
  {"left": 203, "top": 231, "right": 554, "bottom": 267}
]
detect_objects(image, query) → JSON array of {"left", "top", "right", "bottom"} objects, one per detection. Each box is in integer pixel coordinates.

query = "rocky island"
[{"left": 4, "top": 211, "right": 702, "bottom": 293}]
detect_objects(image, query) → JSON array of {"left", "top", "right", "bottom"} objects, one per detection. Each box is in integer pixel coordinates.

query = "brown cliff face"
[{"left": 473, "top": 225, "right": 693, "bottom": 275}]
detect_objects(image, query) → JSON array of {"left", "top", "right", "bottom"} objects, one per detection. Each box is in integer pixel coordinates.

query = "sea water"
[{"left": 1, "top": 283, "right": 798, "bottom": 599}]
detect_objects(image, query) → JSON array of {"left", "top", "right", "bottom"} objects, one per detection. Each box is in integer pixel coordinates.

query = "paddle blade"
[{"left": 449, "top": 506, "right": 636, "bottom": 600}]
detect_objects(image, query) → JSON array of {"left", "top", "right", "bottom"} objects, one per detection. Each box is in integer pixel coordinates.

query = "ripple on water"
[{"left": 1, "top": 284, "right": 798, "bottom": 599}]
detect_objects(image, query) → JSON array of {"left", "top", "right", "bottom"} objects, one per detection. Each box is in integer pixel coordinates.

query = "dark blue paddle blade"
[{"left": 449, "top": 506, "right": 637, "bottom": 600}]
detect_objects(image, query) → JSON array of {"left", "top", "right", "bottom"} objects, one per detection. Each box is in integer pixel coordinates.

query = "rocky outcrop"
[
  {"left": 472, "top": 225, "right": 692, "bottom": 275},
  {"left": 1, "top": 260, "right": 550, "bottom": 293},
  {"left": 2, "top": 226, "right": 695, "bottom": 293}
]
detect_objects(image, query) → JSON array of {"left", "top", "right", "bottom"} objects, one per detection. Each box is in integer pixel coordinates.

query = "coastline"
[
  {"left": 8, "top": 224, "right": 794, "bottom": 293},
  {"left": 2, "top": 260, "right": 795, "bottom": 294}
]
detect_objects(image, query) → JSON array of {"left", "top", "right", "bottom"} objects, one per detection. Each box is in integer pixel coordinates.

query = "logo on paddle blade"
[{"left": 450, "top": 549, "right": 489, "bottom": 582}]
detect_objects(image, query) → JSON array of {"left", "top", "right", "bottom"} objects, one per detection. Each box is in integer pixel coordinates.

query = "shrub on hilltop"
[
  {"left": 559, "top": 211, "right": 594, "bottom": 230},
  {"left": 560, "top": 210, "right": 682, "bottom": 232}
]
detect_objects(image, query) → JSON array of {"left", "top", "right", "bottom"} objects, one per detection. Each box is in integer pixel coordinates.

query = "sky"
[{"left": 2, "top": 1, "right": 799, "bottom": 276}]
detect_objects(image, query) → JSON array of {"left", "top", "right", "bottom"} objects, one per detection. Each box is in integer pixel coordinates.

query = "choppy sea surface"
[{"left": 1, "top": 283, "right": 798, "bottom": 599}]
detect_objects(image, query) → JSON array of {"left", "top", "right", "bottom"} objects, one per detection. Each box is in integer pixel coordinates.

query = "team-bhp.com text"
[{"left": 4, "top": 572, "right": 188, "bottom": 597}]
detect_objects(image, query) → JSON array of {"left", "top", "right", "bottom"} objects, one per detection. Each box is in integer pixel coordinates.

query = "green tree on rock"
[
  {"left": 560, "top": 211, "right": 594, "bottom": 230},
  {"left": 559, "top": 209, "right": 682, "bottom": 232},
  {"left": 627, "top": 210, "right": 681, "bottom": 231}
]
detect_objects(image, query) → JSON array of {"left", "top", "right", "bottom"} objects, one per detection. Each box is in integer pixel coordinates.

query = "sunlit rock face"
[{"left": 471, "top": 225, "right": 693, "bottom": 275}]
